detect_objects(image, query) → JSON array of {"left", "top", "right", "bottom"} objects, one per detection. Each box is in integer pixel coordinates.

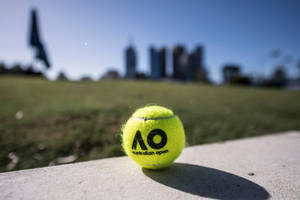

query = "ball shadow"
[{"left": 143, "top": 163, "right": 270, "bottom": 200}]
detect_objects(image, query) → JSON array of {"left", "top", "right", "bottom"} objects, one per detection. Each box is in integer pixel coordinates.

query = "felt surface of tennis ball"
[{"left": 122, "top": 105, "right": 185, "bottom": 169}]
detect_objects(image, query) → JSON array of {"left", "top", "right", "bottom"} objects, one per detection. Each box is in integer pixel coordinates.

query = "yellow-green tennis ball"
[{"left": 122, "top": 105, "right": 185, "bottom": 169}]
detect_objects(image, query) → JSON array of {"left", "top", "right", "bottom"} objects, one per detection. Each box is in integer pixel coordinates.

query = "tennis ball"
[{"left": 122, "top": 105, "right": 185, "bottom": 169}]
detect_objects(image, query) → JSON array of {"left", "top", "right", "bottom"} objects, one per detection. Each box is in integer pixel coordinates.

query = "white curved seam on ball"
[{"left": 132, "top": 115, "right": 176, "bottom": 121}]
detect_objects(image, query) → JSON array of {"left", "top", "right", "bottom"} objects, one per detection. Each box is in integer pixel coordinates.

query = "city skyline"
[
  {"left": 1, "top": 0, "right": 300, "bottom": 82},
  {"left": 125, "top": 44, "right": 207, "bottom": 82}
]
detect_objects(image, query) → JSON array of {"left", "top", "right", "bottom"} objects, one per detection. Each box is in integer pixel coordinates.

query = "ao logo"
[{"left": 132, "top": 129, "right": 167, "bottom": 150}]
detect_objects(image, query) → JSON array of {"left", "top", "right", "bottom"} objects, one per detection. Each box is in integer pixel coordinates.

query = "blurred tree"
[
  {"left": 0, "top": 63, "right": 43, "bottom": 77},
  {"left": 134, "top": 72, "right": 148, "bottom": 80},
  {"left": 0, "top": 62, "right": 6, "bottom": 74},
  {"left": 57, "top": 71, "right": 68, "bottom": 81},
  {"left": 229, "top": 75, "right": 252, "bottom": 86},
  {"left": 272, "top": 67, "right": 287, "bottom": 80},
  {"left": 101, "top": 70, "right": 120, "bottom": 79},
  {"left": 222, "top": 65, "right": 241, "bottom": 83},
  {"left": 265, "top": 66, "right": 288, "bottom": 88},
  {"left": 10, "top": 64, "right": 23, "bottom": 75},
  {"left": 24, "top": 65, "right": 43, "bottom": 77},
  {"left": 80, "top": 76, "right": 93, "bottom": 81}
]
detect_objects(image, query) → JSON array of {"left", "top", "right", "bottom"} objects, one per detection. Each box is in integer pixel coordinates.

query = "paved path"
[{"left": 1, "top": 131, "right": 299, "bottom": 200}]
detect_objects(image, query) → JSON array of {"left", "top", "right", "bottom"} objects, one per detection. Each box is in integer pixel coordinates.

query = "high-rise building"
[
  {"left": 194, "top": 46, "right": 204, "bottom": 70},
  {"left": 172, "top": 45, "right": 186, "bottom": 80},
  {"left": 150, "top": 46, "right": 159, "bottom": 79},
  {"left": 159, "top": 48, "right": 167, "bottom": 78},
  {"left": 172, "top": 45, "right": 208, "bottom": 82},
  {"left": 125, "top": 45, "right": 136, "bottom": 78},
  {"left": 150, "top": 46, "right": 167, "bottom": 79},
  {"left": 187, "top": 46, "right": 204, "bottom": 81},
  {"left": 187, "top": 52, "right": 197, "bottom": 81}
]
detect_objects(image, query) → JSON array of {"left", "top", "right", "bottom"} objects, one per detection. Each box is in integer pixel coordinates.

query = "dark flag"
[{"left": 29, "top": 9, "right": 51, "bottom": 68}]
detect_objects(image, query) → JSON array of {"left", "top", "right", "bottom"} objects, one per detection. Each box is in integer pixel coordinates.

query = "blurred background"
[{"left": 0, "top": 0, "right": 300, "bottom": 172}]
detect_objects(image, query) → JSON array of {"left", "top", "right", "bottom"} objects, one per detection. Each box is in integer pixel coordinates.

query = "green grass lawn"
[{"left": 0, "top": 76, "right": 300, "bottom": 172}]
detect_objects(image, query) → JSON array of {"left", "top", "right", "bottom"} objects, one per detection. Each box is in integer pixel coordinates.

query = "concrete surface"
[{"left": 0, "top": 131, "right": 300, "bottom": 200}]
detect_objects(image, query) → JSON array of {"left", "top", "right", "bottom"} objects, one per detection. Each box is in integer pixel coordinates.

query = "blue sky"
[{"left": 1, "top": 0, "right": 300, "bottom": 82}]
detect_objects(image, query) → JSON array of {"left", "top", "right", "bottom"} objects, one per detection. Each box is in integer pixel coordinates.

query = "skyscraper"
[
  {"left": 194, "top": 46, "right": 204, "bottom": 70},
  {"left": 172, "top": 45, "right": 186, "bottom": 80},
  {"left": 125, "top": 45, "right": 136, "bottom": 78},
  {"left": 150, "top": 46, "right": 159, "bottom": 79},
  {"left": 188, "top": 46, "right": 204, "bottom": 81},
  {"left": 159, "top": 48, "right": 167, "bottom": 78},
  {"left": 150, "top": 46, "right": 167, "bottom": 79},
  {"left": 172, "top": 45, "right": 208, "bottom": 82},
  {"left": 187, "top": 52, "right": 197, "bottom": 81}
]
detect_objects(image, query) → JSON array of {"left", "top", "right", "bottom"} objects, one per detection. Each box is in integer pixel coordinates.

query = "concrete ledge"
[{"left": 1, "top": 131, "right": 300, "bottom": 200}]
